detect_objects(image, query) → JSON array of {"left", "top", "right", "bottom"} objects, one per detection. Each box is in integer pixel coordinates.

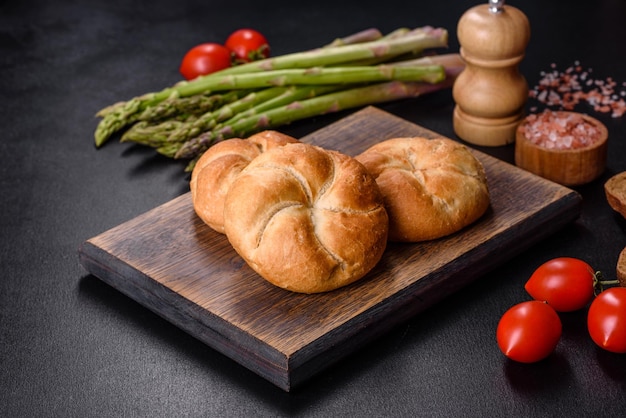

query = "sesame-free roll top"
[
  {"left": 356, "top": 136, "right": 489, "bottom": 242},
  {"left": 223, "top": 142, "right": 389, "bottom": 293}
]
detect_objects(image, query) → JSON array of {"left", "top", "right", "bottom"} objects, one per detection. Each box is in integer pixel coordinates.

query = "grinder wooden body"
[{"left": 453, "top": 1, "right": 530, "bottom": 146}]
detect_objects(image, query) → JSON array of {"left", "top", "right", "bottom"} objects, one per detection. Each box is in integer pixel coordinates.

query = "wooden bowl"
[{"left": 514, "top": 111, "right": 608, "bottom": 186}]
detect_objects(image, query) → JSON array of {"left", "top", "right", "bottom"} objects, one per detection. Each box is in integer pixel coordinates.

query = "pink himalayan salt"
[
  {"left": 528, "top": 62, "right": 626, "bottom": 118},
  {"left": 519, "top": 110, "right": 602, "bottom": 150}
]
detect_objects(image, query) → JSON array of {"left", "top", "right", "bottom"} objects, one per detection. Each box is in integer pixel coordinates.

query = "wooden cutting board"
[{"left": 78, "top": 107, "right": 582, "bottom": 391}]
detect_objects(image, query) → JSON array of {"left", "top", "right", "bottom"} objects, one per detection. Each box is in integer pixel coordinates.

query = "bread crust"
[
  {"left": 355, "top": 137, "right": 490, "bottom": 242},
  {"left": 190, "top": 130, "right": 299, "bottom": 233},
  {"left": 605, "top": 171, "right": 626, "bottom": 219},
  {"left": 223, "top": 143, "right": 389, "bottom": 293},
  {"left": 618, "top": 247, "right": 626, "bottom": 288}
]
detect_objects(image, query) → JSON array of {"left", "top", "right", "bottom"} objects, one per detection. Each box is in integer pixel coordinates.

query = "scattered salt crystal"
[
  {"left": 538, "top": 90, "right": 548, "bottom": 102},
  {"left": 531, "top": 62, "right": 626, "bottom": 119}
]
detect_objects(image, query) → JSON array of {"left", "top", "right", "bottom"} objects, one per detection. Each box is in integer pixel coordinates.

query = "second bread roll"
[
  {"left": 190, "top": 130, "right": 299, "bottom": 233},
  {"left": 356, "top": 137, "right": 490, "bottom": 242},
  {"left": 223, "top": 143, "right": 389, "bottom": 294}
]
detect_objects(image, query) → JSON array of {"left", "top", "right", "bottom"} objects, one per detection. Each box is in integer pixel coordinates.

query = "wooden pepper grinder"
[{"left": 453, "top": 0, "right": 530, "bottom": 146}]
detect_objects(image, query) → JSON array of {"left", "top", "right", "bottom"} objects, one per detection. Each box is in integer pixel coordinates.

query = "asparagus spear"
[
  {"left": 121, "top": 88, "right": 259, "bottom": 145},
  {"left": 188, "top": 64, "right": 443, "bottom": 92},
  {"left": 166, "top": 87, "right": 290, "bottom": 143},
  {"left": 393, "top": 54, "right": 466, "bottom": 79},
  {"left": 94, "top": 27, "right": 448, "bottom": 147},
  {"left": 178, "top": 52, "right": 465, "bottom": 162},
  {"left": 120, "top": 85, "right": 350, "bottom": 148},
  {"left": 120, "top": 120, "right": 185, "bottom": 147},
  {"left": 205, "top": 27, "right": 447, "bottom": 76},
  {"left": 331, "top": 28, "right": 416, "bottom": 67},
  {"left": 220, "top": 84, "right": 345, "bottom": 127},
  {"left": 96, "top": 28, "right": 385, "bottom": 119},
  {"left": 173, "top": 84, "right": 349, "bottom": 141},
  {"left": 325, "top": 28, "right": 384, "bottom": 47},
  {"left": 176, "top": 79, "right": 455, "bottom": 161},
  {"left": 123, "top": 63, "right": 445, "bottom": 149},
  {"left": 132, "top": 30, "right": 390, "bottom": 146},
  {"left": 95, "top": 98, "right": 145, "bottom": 146},
  {"left": 136, "top": 91, "right": 242, "bottom": 122},
  {"left": 157, "top": 30, "right": 430, "bottom": 147},
  {"left": 111, "top": 28, "right": 411, "bottom": 150},
  {"left": 155, "top": 143, "right": 182, "bottom": 159}
]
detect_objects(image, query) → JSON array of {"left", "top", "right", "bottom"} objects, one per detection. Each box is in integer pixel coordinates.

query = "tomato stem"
[{"left": 593, "top": 270, "right": 620, "bottom": 295}]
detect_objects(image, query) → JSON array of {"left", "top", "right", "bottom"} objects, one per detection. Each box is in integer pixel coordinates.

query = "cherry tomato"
[
  {"left": 496, "top": 301, "right": 562, "bottom": 363},
  {"left": 179, "top": 43, "right": 232, "bottom": 80},
  {"left": 525, "top": 257, "right": 596, "bottom": 312},
  {"left": 225, "top": 29, "right": 270, "bottom": 63},
  {"left": 587, "top": 287, "right": 626, "bottom": 353}
]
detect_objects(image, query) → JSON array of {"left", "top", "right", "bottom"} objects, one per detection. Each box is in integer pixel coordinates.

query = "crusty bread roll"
[
  {"left": 190, "top": 130, "right": 299, "bottom": 233},
  {"left": 605, "top": 171, "right": 626, "bottom": 220},
  {"left": 355, "top": 137, "right": 490, "bottom": 242},
  {"left": 618, "top": 247, "right": 626, "bottom": 287},
  {"left": 223, "top": 143, "right": 389, "bottom": 293}
]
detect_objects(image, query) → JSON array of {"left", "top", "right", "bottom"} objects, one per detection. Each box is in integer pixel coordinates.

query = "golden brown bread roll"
[
  {"left": 223, "top": 143, "right": 389, "bottom": 293},
  {"left": 355, "top": 137, "right": 490, "bottom": 242},
  {"left": 618, "top": 247, "right": 626, "bottom": 287},
  {"left": 605, "top": 171, "right": 626, "bottom": 220},
  {"left": 190, "top": 130, "right": 299, "bottom": 233}
]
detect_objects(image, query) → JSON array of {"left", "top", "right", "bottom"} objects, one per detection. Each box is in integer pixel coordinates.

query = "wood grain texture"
[
  {"left": 78, "top": 107, "right": 582, "bottom": 391},
  {"left": 514, "top": 112, "right": 608, "bottom": 186},
  {"left": 452, "top": 4, "right": 531, "bottom": 146}
]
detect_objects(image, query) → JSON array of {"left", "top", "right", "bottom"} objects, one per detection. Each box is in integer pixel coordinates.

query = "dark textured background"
[{"left": 2, "top": 0, "right": 626, "bottom": 416}]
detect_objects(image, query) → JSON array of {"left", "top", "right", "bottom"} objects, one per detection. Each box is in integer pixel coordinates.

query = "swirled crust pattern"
[
  {"left": 355, "top": 137, "right": 490, "bottom": 242},
  {"left": 223, "top": 143, "right": 389, "bottom": 293},
  {"left": 190, "top": 130, "right": 299, "bottom": 233}
]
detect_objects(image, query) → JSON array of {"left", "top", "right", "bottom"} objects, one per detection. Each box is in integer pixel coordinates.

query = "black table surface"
[{"left": 2, "top": 0, "right": 626, "bottom": 416}]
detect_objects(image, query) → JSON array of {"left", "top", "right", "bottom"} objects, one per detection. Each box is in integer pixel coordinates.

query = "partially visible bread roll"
[
  {"left": 355, "top": 137, "right": 490, "bottom": 242},
  {"left": 190, "top": 130, "right": 299, "bottom": 233},
  {"left": 618, "top": 247, "right": 626, "bottom": 288},
  {"left": 223, "top": 143, "right": 389, "bottom": 293},
  {"left": 605, "top": 171, "right": 626, "bottom": 219}
]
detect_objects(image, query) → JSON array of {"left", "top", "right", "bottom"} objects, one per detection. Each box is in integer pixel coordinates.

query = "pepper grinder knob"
[
  {"left": 489, "top": 0, "right": 505, "bottom": 13},
  {"left": 452, "top": 0, "right": 531, "bottom": 146}
]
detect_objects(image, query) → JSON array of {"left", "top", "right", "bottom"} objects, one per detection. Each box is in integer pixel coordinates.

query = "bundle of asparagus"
[{"left": 94, "top": 26, "right": 464, "bottom": 171}]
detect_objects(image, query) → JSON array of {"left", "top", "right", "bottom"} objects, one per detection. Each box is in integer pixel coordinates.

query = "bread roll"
[
  {"left": 190, "top": 130, "right": 299, "bottom": 233},
  {"left": 223, "top": 143, "right": 389, "bottom": 293},
  {"left": 617, "top": 247, "right": 626, "bottom": 287},
  {"left": 355, "top": 137, "right": 490, "bottom": 242},
  {"left": 605, "top": 171, "right": 626, "bottom": 220}
]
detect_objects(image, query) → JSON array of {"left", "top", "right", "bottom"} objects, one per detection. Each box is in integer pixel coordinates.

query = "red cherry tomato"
[
  {"left": 179, "top": 43, "right": 232, "bottom": 80},
  {"left": 225, "top": 29, "right": 270, "bottom": 63},
  {"left": 496, "top": 301, "right": 562, "bottom": 363},
  {"left": 525, "top": 257, "right": 596, "bottom": 312},
  {"left": 587, "top": 287, "right": 626, "bottom": 353}
]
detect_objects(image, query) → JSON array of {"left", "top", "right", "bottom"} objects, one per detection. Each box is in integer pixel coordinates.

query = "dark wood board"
[{"left": 78, "top": 107, "right": 582, "bottom": 391}]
